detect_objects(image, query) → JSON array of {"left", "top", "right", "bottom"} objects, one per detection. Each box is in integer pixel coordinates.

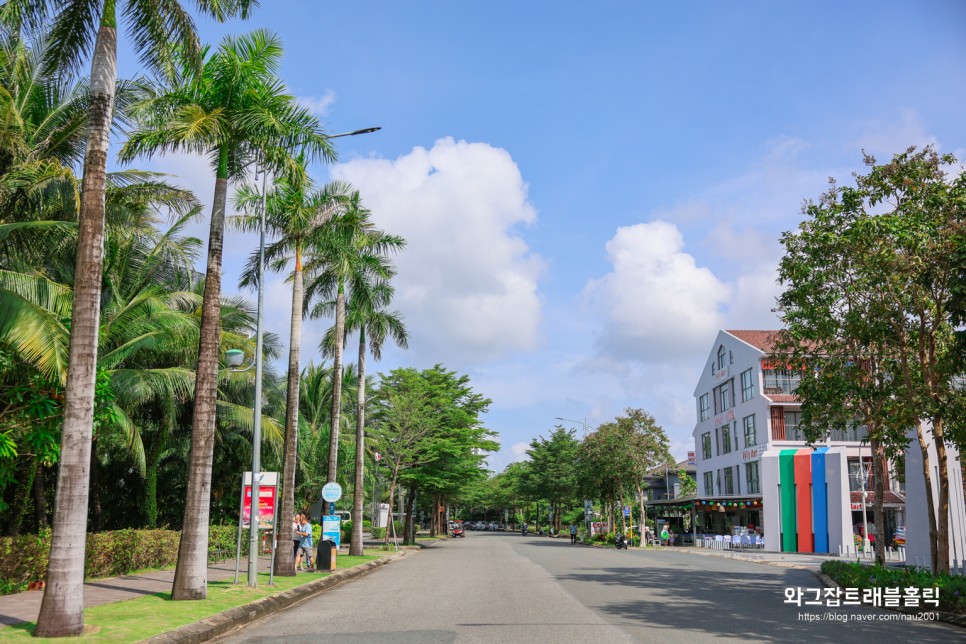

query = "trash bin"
[{"left": 317, "top": 540, "right": 337, "bottom": 571}]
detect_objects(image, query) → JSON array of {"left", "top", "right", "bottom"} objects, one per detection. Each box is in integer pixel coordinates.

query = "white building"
[{"left": 691, "top": 330, "right": 905, "bottom": 553}]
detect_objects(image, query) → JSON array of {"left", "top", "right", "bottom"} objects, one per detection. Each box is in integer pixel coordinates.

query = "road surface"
[{"left": 216, "top": 532, "right": 963, "bottom": 643}]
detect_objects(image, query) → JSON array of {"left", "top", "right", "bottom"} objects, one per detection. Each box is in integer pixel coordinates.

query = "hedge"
[
  {"left": 820, "top": 560, "right": 966, "bottom": 613},
  {"left": 0, "top": 525, "right": 239, "bottom": 596}
]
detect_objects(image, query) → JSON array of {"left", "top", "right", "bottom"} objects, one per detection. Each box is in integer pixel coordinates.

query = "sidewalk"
[{"left": 0, "top": 555, "right": 295, "bottom": 628}]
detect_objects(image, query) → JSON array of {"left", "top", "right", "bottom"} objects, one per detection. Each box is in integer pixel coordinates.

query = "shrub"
[
  {"left": 820, "top": 560, "right": 966, "bottom": 612},
  {"left": 371, "top": 527, "right": 386, "bottom": 539},
  {"left": 0, "top": 525, "right": 246, "bottom": 596}
]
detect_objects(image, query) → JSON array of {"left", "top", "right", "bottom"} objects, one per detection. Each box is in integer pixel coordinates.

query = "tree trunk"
[
  {"left": 89, "top": 439, "right": 101, "bottom": 533},
  {"left": 350, "top": 326, "right": 367, "bottom": 555},
  {"left": 932, "top": 415, "right": 950, "bottom": 574},
  {"left": 384, "top": 464, "right": 399, "bottom": 544},
  {"left": 404, "top": 483, "right": 416, "bottom": 544},
  {"left": 326, "top": 286, "right": 346, "bottom": 483},
  {"left": 274, "top": 252, "right": 304, "bottom": 575},
  {"left": 871, "top": 435, "right": 886, "bottom": 565},
  {"left": 33, "top": 461, "right": 47, "bottom": 532},
  {"left": 172, "top": 149, "right": 230, "bottom": 601},
  {"left": 35, "top": 12, "right": 116, "bottom": 637}
]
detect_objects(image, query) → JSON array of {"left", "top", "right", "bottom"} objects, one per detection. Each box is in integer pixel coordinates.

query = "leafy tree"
[
  {"left": 233, "top": 172, "right": 350, "bottom": 575},
  {"left": 120, "top": 30, "right": 335, "bottom": 599},
  {"left": 522, "top": 426, "right": 579, "bottom": 533},
  {"left": 3, "top": 0, "right": 253, "bottom": 632},
  {"left": 777, "top": 147, "right": 965, "bottom": 572}
]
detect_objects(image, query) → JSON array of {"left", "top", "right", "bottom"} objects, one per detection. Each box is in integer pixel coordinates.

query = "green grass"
[{"left": 2, "top": 553, "right": 383, "bottom": 642}]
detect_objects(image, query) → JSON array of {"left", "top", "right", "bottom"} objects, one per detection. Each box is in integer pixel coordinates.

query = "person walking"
[
  {"left": 569, "top": 522, "right": 578, "bottom": 545},
  {"left": 660, "top": 524, "right": 670, "bottom": 546},
  {"left": 292, "top": 514, "right": 301, "bottom": 568},
  {"left": 296, "top": 514, "right": 314, "bottom": 571}
]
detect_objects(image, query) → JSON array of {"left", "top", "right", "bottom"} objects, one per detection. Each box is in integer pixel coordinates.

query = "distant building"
[
  {"left": 643, "top": 459, "right": 697, "bottom": 502},
  {"left": 690, "top": 330, "right": 905, "bottom": 554}
]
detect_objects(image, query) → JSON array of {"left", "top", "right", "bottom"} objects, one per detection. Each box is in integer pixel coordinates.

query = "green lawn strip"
[{"left": 4, "top": 554, "right": 382, "bottom": 642}]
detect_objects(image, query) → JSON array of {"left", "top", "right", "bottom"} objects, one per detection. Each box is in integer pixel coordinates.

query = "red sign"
[{"left": 243, "top": 485, "right": 277, "bottom": 529}]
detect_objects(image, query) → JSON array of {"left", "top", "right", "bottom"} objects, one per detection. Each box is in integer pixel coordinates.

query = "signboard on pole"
[
  {"left": 242, "top": 471, "right": 278, "bottom": 530},
  {"left": 687, "top": 451, "right": 696, "bottom": 465},
  {"left": 322, "top": 515, "right": 342, "bottom": 549},
  {"left": 623, "top": 505, "right": 631, "bottom": 518},
  {"left": 583, "top": 499, "right": 593, "bottom": 520}
]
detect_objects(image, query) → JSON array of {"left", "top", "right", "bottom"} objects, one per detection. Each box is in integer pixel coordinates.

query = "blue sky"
[{"left": 117, "top": 1, "right": 966, "bottom": 470}]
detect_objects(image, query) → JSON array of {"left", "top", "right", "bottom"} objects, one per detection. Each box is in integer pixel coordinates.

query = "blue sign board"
[
  {"left": 623, "top": 506, "right": 631, "bottom": 517},
  {"left": 322, "top": 515, "right": 341, "bottom": 548}
]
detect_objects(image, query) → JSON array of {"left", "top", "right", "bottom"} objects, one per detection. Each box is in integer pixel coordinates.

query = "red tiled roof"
[
  {"left": 766, "top": 394, "right": 799, "bottom": 403},
  {"left": 726, "top": 330, "right": 784, "bottom": 353}
]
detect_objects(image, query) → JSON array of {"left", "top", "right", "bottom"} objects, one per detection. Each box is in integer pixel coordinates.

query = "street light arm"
[{"left": 327, "top": 126, "right": 381, "bottom": 139}]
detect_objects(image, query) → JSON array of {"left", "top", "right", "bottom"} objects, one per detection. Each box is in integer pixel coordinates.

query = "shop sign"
[
  {"left": 714, "top": 409, "right": 736, "bottom": 426},
  {"left": 714, "top": 367, "right": 729, "bottom": 383},
  {"left": 687, "top": 451, "right": 696, "bottom": 465},
  {"left": 743, "top": 446, "right": 765, "bottom": 462},
  {"left": 850, "top": 503, "right": 864, "bottom": 511}
]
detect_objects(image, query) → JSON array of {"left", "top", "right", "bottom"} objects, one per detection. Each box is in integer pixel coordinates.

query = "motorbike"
[
  {"left": 521, "top": 525, "right": 528, "bottom": 536},
  {"left": 615, "top": 534, "right": 629, "bottom": 550}
]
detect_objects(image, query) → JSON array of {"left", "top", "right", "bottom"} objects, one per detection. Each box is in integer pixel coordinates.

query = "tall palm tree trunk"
[
  {"left": 172, "top": 148, "right": 230, "bottom": 600},
  {"left": 274, "top": 251, "right": 303, "bottom": 576},
  {"left": 326, "top": 286, "right": 345, "bottom": 483},
  {"left": 35, "top": 10, "right": 117, "bottom": 637},
  {"left": 350, "top": 326, "right": 367, "bottom": 555}
]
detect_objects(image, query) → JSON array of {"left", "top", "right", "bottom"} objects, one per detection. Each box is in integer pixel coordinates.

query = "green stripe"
[{"left": 780, "top": 449, "right": 797, "bottom": 552}]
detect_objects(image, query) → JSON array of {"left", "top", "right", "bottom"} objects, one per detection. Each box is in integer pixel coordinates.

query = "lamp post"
[
  {"left": 231, "top": 125, "right": 380, "bottom": 588},
  {"left": 555, "top": 416, "right": 589, "bottom": 438}
]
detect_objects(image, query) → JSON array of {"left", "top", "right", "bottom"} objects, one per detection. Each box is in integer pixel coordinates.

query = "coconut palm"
[
  {"left": 320, "top": 278, "right": 408, "bottom": 555},
  {"left": 232, "top": 173, "right": 350, "bottom": 575},
  {"left": 119, "top": 29, "right": 335, "bottom": 599},
  {"left": 305, "top": 192, "right": 404, "bottom": 486},
  {"left": 0, "top": 1, "right": 254, "bottom": 633}
]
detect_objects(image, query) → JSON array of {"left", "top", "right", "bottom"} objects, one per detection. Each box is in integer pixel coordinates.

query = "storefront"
[{"left": 693, "top": 498, "right": 763, "bottom": 537}]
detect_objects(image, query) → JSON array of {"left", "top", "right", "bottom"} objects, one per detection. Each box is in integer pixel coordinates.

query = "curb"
[{"left": 142, "top": 550, "right": 411, "bottom": 644}]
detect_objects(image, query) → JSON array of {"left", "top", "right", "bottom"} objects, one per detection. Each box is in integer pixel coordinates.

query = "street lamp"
[
  {"left": 238, "top": 125, "right": 381, "bottom": 587},
  {"left": 555, "top": 416, "right": 589, "bottom": 438}
]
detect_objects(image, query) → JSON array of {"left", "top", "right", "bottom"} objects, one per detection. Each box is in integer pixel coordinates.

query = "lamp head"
[{"left": 226, "top": 349, "right": 245, "bottom": 368}]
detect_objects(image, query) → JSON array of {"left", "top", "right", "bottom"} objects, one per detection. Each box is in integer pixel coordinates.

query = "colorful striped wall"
[{"left": 778, "top": 447, "right": 831, "bottom": 553}]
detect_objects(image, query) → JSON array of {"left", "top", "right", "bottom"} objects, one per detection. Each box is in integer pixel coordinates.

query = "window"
[
  {"left": 717, "top": 346, "right": 727, "bottom": 370},
  {"left": 830, "top": 423, "right": 869, "bottom": 442},
  {"left": 743, "top": 414, "right": 757, "bottom": 447},
  {"left": 717, "top": 380, "right": 732, "bottom": 413},
  {"left": 720, "top": 425, "right": 732, "bottom": 454},
  {"left": 704, "top": 471, "right": 713, "bottom": 496},
  {"left": 723, "top": 467, "right": 734, "bottom": 495},
  {"left": 701, "top": 432, "right": 712, "bottom": 459},
  {"left": 741, "top": 368, "right": 754, "bottom": 402},
  {"left": 848, "top": 458, "right": 873, "bottom": 492},
  {"left": 746, "top": 461, "right": 760, "bottom": 494},
  {"left": 784, "top": 411, "right": 803, "bottom": 441},
  {"left": 699, "top": 394, "right": 710, "bottom": 421},
  {"left": 762, "top": 367, "right": 801, "bottom": 394},
  {"left": 716, "top": 469, "right": 722, "bottom": 495}
]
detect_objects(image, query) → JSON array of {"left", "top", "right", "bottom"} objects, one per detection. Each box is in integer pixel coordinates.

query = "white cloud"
[
  {"left": 330, "top": 137, "right": 544, "bottom": 367},
  {"left": 509, "top": 442, "right": 531, "bottom": 462},
  {"left": 297, "top": 91, "right": 337, "bottom": 117},
  {"left": 585, "top": 220, "right": 729, "bottom": 363},
  {"left": 850, "top": 108, "right": 939, "bottom": 160}
]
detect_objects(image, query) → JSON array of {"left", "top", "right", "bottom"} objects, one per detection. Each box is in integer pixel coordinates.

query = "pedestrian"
[
  {"left": 296, "top": 514, "right": 314, "bottom": 571},
  {"left": 292, "top": 513, "right": 301, "bottom": 568},
  {"left": 660, "top": 524, "right": 670, "bottom": 546},
  {"left": 569, "top": 522, "right": 578, "bottom": 545}
]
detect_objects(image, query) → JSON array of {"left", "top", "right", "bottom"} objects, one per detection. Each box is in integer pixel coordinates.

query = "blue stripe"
[{"left": 812, "top": 447, "right": 829, "bottom": 553}]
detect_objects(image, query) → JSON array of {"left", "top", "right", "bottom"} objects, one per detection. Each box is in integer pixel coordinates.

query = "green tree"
[
  {"left": 305, "top": 191, "right": 404, "bottom": 485},
  {"left": 777, "top": 147, "right": 966, "bottom": 572},
  {"left": 120, "top": 30, "right": 335, "bottom": 599},
  {"left": 522, "top": 426, "right": 579, "bottom": 533},
  {"left": 233, "top": 173, "right": 349, "bottom": 575},
  {"left": 3, "top": 1, "right": 252, "bottom": 632}
]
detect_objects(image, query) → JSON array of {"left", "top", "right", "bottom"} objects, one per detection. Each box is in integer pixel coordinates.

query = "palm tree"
[
  {"left": 233, "top": 173, "right": 349, "bottom": 575},
  {"left": 119, "top": 30, "right": 335, "bottom": 600},
  {"left": 324, "top": 279, "right": 407, "bottom": 555},
  {"left": 0, "top": 1, "right": 254, "bottom": 633},
  {"left": 305, "top": 192, "right": 404, "bottom": 486}
]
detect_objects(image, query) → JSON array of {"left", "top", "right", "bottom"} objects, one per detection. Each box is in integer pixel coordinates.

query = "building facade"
[{"left": 691, "top": 330, "right": 904, "bottom": 553}]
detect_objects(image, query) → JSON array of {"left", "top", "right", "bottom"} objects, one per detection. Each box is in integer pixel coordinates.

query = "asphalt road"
[{"left": 216, "top": 532, "right": 964, "bottom": 643}]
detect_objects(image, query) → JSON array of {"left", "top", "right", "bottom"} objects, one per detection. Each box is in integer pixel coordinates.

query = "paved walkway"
[{"left": 0, "top": 555, "right": 296, "bottom": 628}]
